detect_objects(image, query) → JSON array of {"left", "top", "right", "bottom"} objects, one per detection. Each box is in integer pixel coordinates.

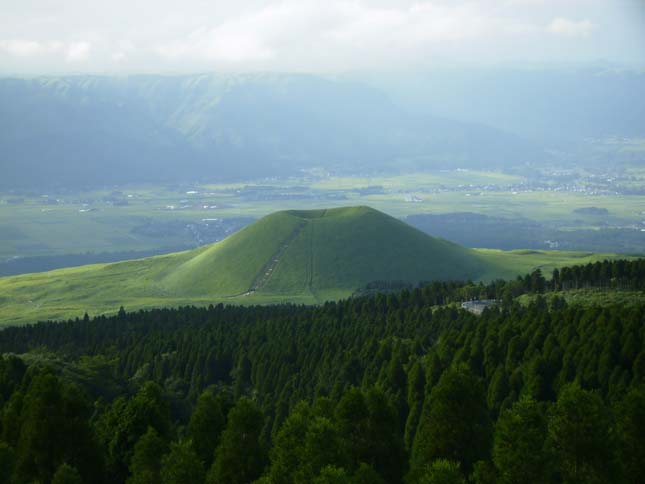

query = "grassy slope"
[
  {"left": 264, "top": 207, "right": 488, "bottom": 296},
  {"left": 160, "top": 211, "right": 305, "bottom": 296},
  {"left": 473, "top": 248, "right": 630, "bottom": 280},
  {"left": 0, "top": 206, "right": 637, "bottom": 326}
]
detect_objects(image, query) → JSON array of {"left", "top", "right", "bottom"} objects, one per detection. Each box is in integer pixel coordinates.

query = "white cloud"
[
  {"left": 110, "top": 40, "right": 135, "bottom": 63},
  {"left": 155, "top": 1, "right": 543, "bottom": 68},
  {"left": 156, "top": 2, "right": 339, "bottom": 64},
  {"left": 65, "top": 41, "right": 91, "bottom": 62},
  {"left": 0, "top": 39, "right": 61, "bottom": 57},
  {"left": 0, "top": 39, "right": 45, "bottom": 56},
  {"left": 504, "top": 0, "right": 545, "bottom": 6},
  {"left": 0, "top": 1, "right": 641, "bottom": 73},
  {"left": 157, "top": 25, "right": 275, "bottom": 63},
  {"left": 111, "top": 51, "right": 127, "bottom": 62},
  {"left": 0, "top": 39, "right": 91, "bottom": 63},
  {"left": 547, "top": 17, "right": 594, "bottom": 37}
]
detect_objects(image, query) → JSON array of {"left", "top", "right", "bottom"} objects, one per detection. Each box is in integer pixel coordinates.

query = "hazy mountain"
[
  {"left": 0, "top": 74, "right": 546, "bottom": 189},
  {"left": 366, "top": 65, "right": 645, "bottom": 159}
]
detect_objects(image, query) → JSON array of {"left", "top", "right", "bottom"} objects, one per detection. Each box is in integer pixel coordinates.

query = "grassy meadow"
[{"left": 0, "top": 206, "right": 636, "bottom": 326}]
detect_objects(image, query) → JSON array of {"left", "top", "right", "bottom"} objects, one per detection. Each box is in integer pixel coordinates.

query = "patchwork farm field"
[{"left": 2, "top": 169, "right": 644, "bottom": 262}]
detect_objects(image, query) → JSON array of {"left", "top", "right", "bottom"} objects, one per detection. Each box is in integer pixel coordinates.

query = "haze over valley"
[{"left": 2, "top": 65, "right": 645, "bottom": 277}]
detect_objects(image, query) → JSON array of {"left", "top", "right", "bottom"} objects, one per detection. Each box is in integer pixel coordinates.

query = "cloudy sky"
[{"left": 1, "top": 0, "right": 644, "bottom": 74}]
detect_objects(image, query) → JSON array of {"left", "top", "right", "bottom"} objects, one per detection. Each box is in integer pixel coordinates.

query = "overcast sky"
[{"left": 1, "top": 0, "right": 644, "bottom": 74}]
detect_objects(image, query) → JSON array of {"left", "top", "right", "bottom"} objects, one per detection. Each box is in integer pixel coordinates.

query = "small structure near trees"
[{"left": 461, "top": 299, "right": 497, "bottom": 315}]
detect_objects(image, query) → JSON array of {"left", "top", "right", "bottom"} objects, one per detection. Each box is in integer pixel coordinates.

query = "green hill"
[
  {"left": 0, "top": 206, "right": 630, "bottom": 326},
  {"left": 162, "top": 206, "right": 490, "bottom": 296}
]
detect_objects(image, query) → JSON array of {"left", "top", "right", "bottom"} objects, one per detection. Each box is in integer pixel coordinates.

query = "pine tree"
[
  {"left": 127, "top": 427, "right": 167, "bottom": 484},
  {"left": 0, "top": 442, "right": 15, "bottom": 484},
  {"left": 208, "top": 398, "right": 267, "bottom": 484},
  {"left": 312, "top": 465, "right": 352, "bottom": 484},
  {"left": 14, "top": 370, "right": 101, "bottom": 484},
  {"left": 419, "top": 459, "right": 465, "bottom": 484},
  {"left": 411, "top": 368, "right": 491, "bottom": 478},
  {"left": 160, "top": 440, "right": 205, "bottom": 484},
  {"left": 493, "top": 397, "right": 552, "bottom": 484},
  {"left": 615, "top": 385, "right": 645, "bottom": 484},
  {"left": 52, "top": 463, "right": 83, "bottom": 484},
  {"left": 96, "top": 381, "right": 170, "bottom": 483},
  {"left": 187, "top": 390, "right": 225, "bottom": 468},
  {"left": 547, "top": 384, "right": 613, "bottom": 484}
]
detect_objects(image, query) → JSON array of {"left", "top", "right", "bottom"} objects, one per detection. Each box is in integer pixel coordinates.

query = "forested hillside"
[{"left": 0, "top": 259, "right": 643, "bottom": 483}]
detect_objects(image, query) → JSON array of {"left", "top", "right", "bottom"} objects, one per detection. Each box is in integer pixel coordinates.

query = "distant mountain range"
[
  {"left": 366, "top": 65, "right": 645, "bottom": 148},
  {"left": 0, "top": 74, "right": 546, "bottom": 189}
]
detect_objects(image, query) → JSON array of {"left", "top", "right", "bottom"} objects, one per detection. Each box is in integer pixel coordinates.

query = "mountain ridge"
[{"left": 0, "top": 74, "right": 546, "bottom": 188}]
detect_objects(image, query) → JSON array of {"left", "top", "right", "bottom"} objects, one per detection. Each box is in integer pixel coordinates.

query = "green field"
[
  {"left": 0, "top": 206, "right": 635, "bottom": 327},
  {"left": 473, "top": 248, "right": 631, "bottom": 280},
  {"left": 2, "top": 169, "right": 644, "bottom": 260}
]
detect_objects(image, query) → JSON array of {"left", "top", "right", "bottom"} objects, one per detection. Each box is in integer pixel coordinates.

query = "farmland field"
[{"left": 2, "top": 168, "right": 644, "bottom": 271}]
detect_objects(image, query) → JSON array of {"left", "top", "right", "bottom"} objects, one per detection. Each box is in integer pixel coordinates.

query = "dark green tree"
[
  {"left": 493, "top": 396, "right": 552, "bottom": 484},
  {"left": 299, "top": 417, "right": 349, "bottom": 482},
  {"left": 127, "top": 427, "right": 168, "bottom": 484},
  {"left": 51, "top": 463, "right": 83, "bottom": 484},
  {"left": 487, "top": 365, "right": 509, "bottom": 417},
  {"left": 267, "top": 401, "right": 312, "bottom": 484},
  {"left": 0, "top": 390, "right": 23, "bottom": 446},
  {"left": 208, "top": 397, "right": 267, "bottom": 484},
  {"left": 160, "top": 440, "right": 205, "bottom": 484},
  {"left": 232, "top": 354, "right": 252, "bottom": 399},
  {"left": 312, "top": 465, "right": 352, "bottom": 484},
  {"left": 96, "top": 381, "right": 170, "bottom": 482},
  {"left": 0, "top": 355, "right": 26, "bottom": 405},
  {"left": 187, "top": 389, "right": 226, "bottom": 468},
  {"left": 404, "top": 360, "right": 425, "bottom": 451},
  {"left": 419, "top": 459, "right": 465, "bottom": 484},
  {"left": 353, "top": 463, "right": 386, "bottom": 484},
  {"left": 335, "top": 386, "right": 404, "bottom": 482},
  {"left": 547, "top": 384, "right": 613, "bottom": 484},
  {"left": 615, "top": 385, "right": 645, "bottom": 484},
  {"left": 363, "top": 387, "right": 406, "bottom": 483},
  {"left": 411, "top": 368, "right": 491, "bottom": 477},
  {"left": 269, "top": 399, "right": 350, "bottom": 484},
  {"left": 0, "top": 441, "right": 15, "bottom": 484},
  {"left": 14, "top": 370, "right": 101, "bottom": 484},
  {"left": 469, "top": 461, "right": 497, "bottom": 484}
]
